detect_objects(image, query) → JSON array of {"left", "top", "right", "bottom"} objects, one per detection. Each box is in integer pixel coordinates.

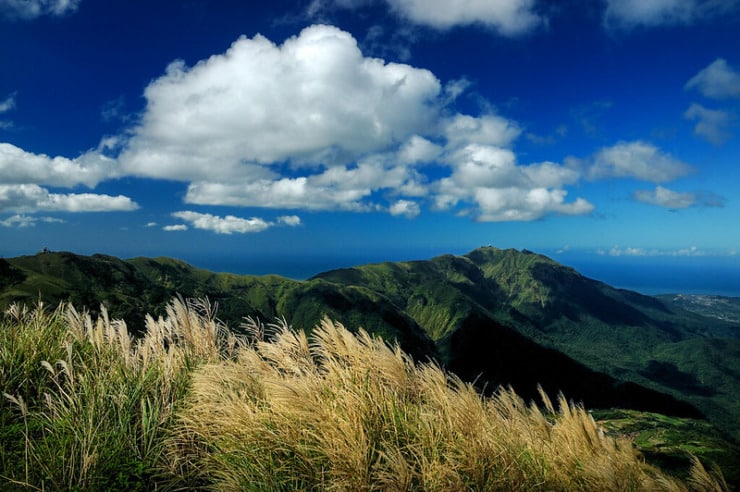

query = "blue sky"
[{"left": 1, "top": 0, "right": 739, "bottom": 282}]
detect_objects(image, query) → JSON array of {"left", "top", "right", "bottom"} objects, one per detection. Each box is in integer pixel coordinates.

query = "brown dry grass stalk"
[
  {"left": 173, "top": 317, "right": 726, "bottom": 491},
  {"left": 2, "top": 298, "right": 727, "bottom": 491}
]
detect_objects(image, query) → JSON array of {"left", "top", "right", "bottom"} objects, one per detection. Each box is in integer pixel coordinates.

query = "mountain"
[
  {"left": 2, "top": 248, "right": 739, "bottom": 445},
  {"left": 315, "top": 247, "right": 740, "bottom": 439},
  {"left": 0, "top": 252, "right": 436, "bottom": 361}
]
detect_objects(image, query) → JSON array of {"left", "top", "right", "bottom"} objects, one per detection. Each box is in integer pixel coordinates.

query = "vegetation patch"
[
  {"left": 594, "top": 409, "right": 740, "bottom": 486},
  {"left": 1, "top": 298, "right": 729, "bottom": 490},
  {"left": 657, "top": 294, "right": 740, "bottom": 325}
]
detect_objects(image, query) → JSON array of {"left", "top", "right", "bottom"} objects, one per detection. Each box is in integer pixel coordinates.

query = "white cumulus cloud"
[
  {"left": 389, "top": 199, "right": 420, "bottom": 218},
  {"left": 633, "top": 186, "right": 696, "bottom": 208},
  {"left": 172, "top": 211, "right": 271, "bottom": 234},
  {"left": 684, "top": 103, "right": 733, "bottom": 144},
  {"left": 0, "top": 143, "right": 119, "bottom": 188},
  {"left": 397, "top": 135, "right": 442, "bottom": 164},
  {"left": 385, "top": 0, "right": 543, "bottom": 35},
  {"left": 119, "top": 24, "right": 441, "bottom": 183},
  {"left": 0, "top": 184, "right": 138, "bottom": 213},
  {"left": 434, "top": 144, "right": 590, "bottom": 221},
  {"left": 1, "top": 25, "right": 597, "bottom": 224},
  {"left": 633, "top": 185, "right": 726, "bottom": 209},
  {"left": 585, "top": 141, "right": 693, "bottom": 183},
  {"left": 472, "top": 188, "right": 593, "bottom": 222},
  {"left": 685, "top": 58, "right": 740, "bottom": 99},
  {"left": 163, "top": 224, "right": 188, "bottom": 232},
  {"left": 183, "top": 154, "right": 421, "bottom": 212},
  {"left": 600, "top": 246, "right": 648, "bottom": 256},
  {"left": 443, "top": 113, "right": 521, "bottom": 149},
  {"left": 277, "top": 215, "right": 302, "bottom": 226},
  {"left": 171, "top": 211, "right": 302, "bottom": 234}
]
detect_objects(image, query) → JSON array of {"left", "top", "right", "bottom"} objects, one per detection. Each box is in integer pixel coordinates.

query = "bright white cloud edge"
[
  {"left": 109, "top": 25, "right": 590, "bottom": 223},
  {"left": 3, "top": 25, "right": 714, "bottom": 226},
  {"left": 170, "top": 211, "right": 301, "bottom": 235},
  {"left": 0, "top": 184, "right": 139, "bottom": 213}
]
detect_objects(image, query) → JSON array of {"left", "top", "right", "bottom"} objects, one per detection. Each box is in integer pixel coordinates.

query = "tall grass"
[
  {"left": 1, "top": 297, "right": 727, "bottom": 491},
  {"left": 1, "top": 297, "right": 241, "bottom": 490}
]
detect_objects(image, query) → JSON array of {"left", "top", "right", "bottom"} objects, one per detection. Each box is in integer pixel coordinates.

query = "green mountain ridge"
[
  {"left": 314, "top": 248, "right": 740, "bottom": 438},
  {"left": 2, "top": 247, "right": 739, "bottom": 482}
]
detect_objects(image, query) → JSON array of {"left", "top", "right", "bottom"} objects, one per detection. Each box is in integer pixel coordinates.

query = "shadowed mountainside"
[{"left": 315, "top": 248, "right": 740, "bottom": 441}]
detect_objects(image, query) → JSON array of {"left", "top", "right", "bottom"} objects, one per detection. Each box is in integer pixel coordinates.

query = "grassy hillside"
[
  {"left": 2, "top": 248, "right": 739, "bottom": 484},
  {"left": 315, "top": 247, "right": 740, "bottom": 445},
  {"left": 0, "top": 298, "right": 729, "bottom": 490},
  {"left": 2, "top": 251, "right": 705, "bottom": 421},
  {"left": 0, "top": 253, "right": 436, "bottom": 361}
]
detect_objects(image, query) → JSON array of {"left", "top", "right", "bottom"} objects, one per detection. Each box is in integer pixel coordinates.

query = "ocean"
[{"left": 562, "top": 256, "right": 740, "bottom": 298}]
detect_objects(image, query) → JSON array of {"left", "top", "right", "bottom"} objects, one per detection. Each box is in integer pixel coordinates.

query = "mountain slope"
[
  {"left": 2, "top": 249, "right": 738, "bottom": 439},
  {"left": 657, "top": 294, "right": 740, "bottom": 324},
  {"left": 1, "top": 253, "right": 438, "bottom": 361},
  {"left": 313, "top": 247, "right": 740, "bottom": 441}
]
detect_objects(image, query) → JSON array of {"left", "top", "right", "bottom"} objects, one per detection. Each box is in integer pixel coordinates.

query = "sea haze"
[{"left": 561, "top": 255, "right": 740, "bottom": 297}]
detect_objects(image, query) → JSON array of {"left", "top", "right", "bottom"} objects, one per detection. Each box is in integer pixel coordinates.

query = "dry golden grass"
[
  {"left": 173, "top": 316, "right": 726, "bottom": 491},
  {"left": 2, "top": 297, "right": 242, "bottom": 490},
  {"left": 1, "top": 298, "right": 727, "bottom": 491}
]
